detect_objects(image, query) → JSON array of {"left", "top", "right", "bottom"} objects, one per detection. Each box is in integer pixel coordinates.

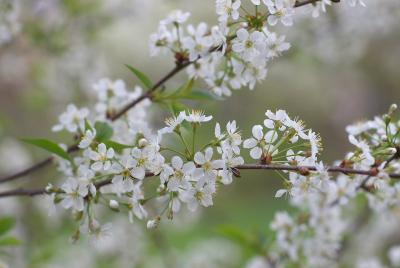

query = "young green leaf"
[
  {"left": 0, "top": 217, "right": 15, "bottom": 236},
  {"left": 162, "top": 79, "right": 195, "bottom": 100},
  {"left": 0, "top": 236, "right": 21, "bottom": 247},
  {"left": 125, "top": 64, "right": 153, "bottom": 90},
  {"left": 84, "top": 119, "right": 93, "bottom": 132},
  {"left": 103, "top": 140, "right": 133, "bottom": 152},
  {"left": 183, "top": 90, "right": 221, "bottom": 101},
  {"left": 94, "top": 122, "right": 113, "bottom": 142},
  {"left": 168, "top": 101, "right": 189, "bottom": 116},
  {"left": 21, "top": 138, "right": 71, "bottom": 161}
]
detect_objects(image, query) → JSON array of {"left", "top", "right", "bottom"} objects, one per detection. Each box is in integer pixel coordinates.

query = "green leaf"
[
  {"left": 103, "top": 140, "right": 133, "bottom": 151},
  {"left": 179, "top": 78, "right": 194, "bottom": 97},
  {"left": 94, "top": 122, "right": 113, "bottom": 142},
  {"left": 216, "top": 225, "right": 252, "bottom": 245},
  {"left": 168, "top": 102, "right": 188, "bottom": 116},
  {"left": 84, "top": 119, "right": 93, "bottom": 132},
  {"left": 125, "top": 64, "right": 153, "bottom": 90},
  {"left": 163, "top": 79, "right": 195, "bottom": 100},
  {"left": 0, "top": 236, "right": 20, "bottom": 247},
  {"left": 183, "top": 90, "right": 221, "bottom": 101},
  {"left": 21, "top": 138, "right": 71, "bottom": 161},
  {"left": 0, "top": 217, "right": 15, "bottom": 236}
]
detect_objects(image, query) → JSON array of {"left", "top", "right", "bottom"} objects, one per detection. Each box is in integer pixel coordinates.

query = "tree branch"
[{"left": 1, "top": 163, "right": 399, "bottom": 198}]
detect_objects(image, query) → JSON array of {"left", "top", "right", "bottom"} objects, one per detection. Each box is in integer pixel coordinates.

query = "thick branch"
[{"left": 1, "top": 163, "right": 399, "bottom": 198}]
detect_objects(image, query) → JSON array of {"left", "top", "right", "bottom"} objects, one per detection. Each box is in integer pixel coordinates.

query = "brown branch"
[
  {"left": 1, "top": 163, "right": 399, "bottom": 198},
  {"left": 294, "top": 0, "right": 340, "bottom": 8},
  {"left": 0, "top": 144, "right": 79, "bottom": 184},
  {"left": 0, "top": 187, "right": 47, "bottom": 198},
  {"left": 0, "top": 62, "right": 193, "bottom": 184}
]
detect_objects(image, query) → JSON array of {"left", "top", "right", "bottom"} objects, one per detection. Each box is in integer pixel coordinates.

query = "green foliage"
[
  {"left": 94, "top": 122, "right": 114, "bottom": 142},
  {"left": 125, "top": 64, "right": 153, "bottom": 90},
  {"left": 103, "top": 140, "right": 134, "bottom": 152},
  {"left": 0, "top": 217, "right": 15, "bottom": 236},
  {"left": 0, "top": 217, "right": 20, "bottom": 248},
  {"left": 0, "top": 237, "right": 20, "bottom": 247},
  {"left": 217, "top": 225, "right": 267, "bottom": 256},
  {"left": 21, "top": 138, "right": 71, "bottom": 161}
]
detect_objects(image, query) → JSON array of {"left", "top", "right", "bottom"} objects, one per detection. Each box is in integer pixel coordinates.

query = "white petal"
[
  {"left": 171, "top": 156, "right": 183, "bottom": 170},
  {"left": 250, "top": 147, "right": 262, "bottom": 159},
  {"left": 252, "top": 125, "right": 264, "bottom": 141},
  {"left": 243, "top": 138, "right": 257, "bottom": 149}
]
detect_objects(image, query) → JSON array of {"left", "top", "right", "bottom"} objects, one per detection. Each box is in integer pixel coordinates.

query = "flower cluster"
[
  {"left": 246, "top": 105, "right": 400, "bottom": 268},
  {"left": 5, "top": 1, "right": 400, "bottom": 267},
  {"left": 0, "top": 0, "right": 20, "bottom": 45},
  {"left": 149, "top": 0, "right": 365, "bottom": 98}
]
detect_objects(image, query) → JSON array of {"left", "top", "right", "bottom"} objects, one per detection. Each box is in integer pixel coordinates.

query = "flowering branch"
[
  {"left": 0, "top": 0, "right": 340, "bottom": 185},
  {"left": 1, "top": 162, "right": 399, "bottom": 199}
]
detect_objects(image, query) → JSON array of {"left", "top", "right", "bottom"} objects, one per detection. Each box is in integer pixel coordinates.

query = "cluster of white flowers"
[
  {"left": 149, "top": 0, "right": 365, "bottom": 97},
  {"left": 5, "top": 1, "right": 400, "bottom": 267},
  {"left": 0, "top": 0, "right": 20, "bottom": 45},
  {"left": 49, "top": 80, "right": 249, "bottom": 238},
  {"left": 246, "top": 104, "right": 400, "bottom": 267}
]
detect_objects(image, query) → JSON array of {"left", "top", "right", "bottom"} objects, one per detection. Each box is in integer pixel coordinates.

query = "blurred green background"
[{"left": 0, "top": 0, "right": 399, "bottom": 267}]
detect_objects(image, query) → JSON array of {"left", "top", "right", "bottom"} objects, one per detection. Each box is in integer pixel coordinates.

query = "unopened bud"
[
  {"left": 384, "top": 147, "right": 397, "bottom": 155},
  {"left": 45, "top": 183, "right": 54, "bottom": 192},
  {"left": 157, "top": 184, "right": 166, "bottom": 193},
  {"left": 146, "top": 216, "right": 161, "bottom": 229},
  {"left": 109, "top": 199, "right": 119, "bottom": 211},
  {"left": 383, "top": 114, "right": 391, "bottom": 125},
  {"left": 138, "top": 138, "right": 148, "bottom": 148},
  {"left": 389, "top": 103, "right": 398, "bottom": 115}
]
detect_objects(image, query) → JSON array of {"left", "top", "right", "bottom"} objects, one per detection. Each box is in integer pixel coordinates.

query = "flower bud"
[
  {"left": 138, "top": 138, "right": 148, "bottom": 148},
  {"left": 146, "top": 216, "right": 161, "bottom": 229},
  {"left": 45, "top": 183, "right": 54, "bottom": 192},
  {"left": 383, "top": 147, "right": 397, "bottom": 155},
  {"left": 157, "top": 184, "right": 166, "bottom": 193},
  {"left": 389, "top": 103, "right": 398, "bottom": 115},
  {"left": 109, "top": 199, "right": 119, "bottom": 211}
]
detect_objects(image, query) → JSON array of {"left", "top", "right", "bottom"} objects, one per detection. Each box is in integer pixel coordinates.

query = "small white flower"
[
  {"left": 130, "top": 147, "right": 155, "bottom": 180},
  {"left": 158, "top": 111, "right": 186, "bottom": 138},
  {"left": 388, "top": 245, "right": 400, "bottom": 266},
  {"left": 216, "top": 0, "right": 241, "bottom": 22},
  {"left": 60, "top": 178, "right": 88, "bottom": 211},
  {"left": 52, "top": 104, "right": 89, "bottom": 133},
  {"left": 180, "top": 180, "right": 215, "bottom": 211},
  {"left": 265, "top": 0, "right": 295, "bottom": 27},
  {"left": 243, "top": 125, "right": 268, "bottom": 159},
  {"left": 265, "top": 32, "right": 291, "bottom": 59},
  {"left": 78, "top": 129, "right": 96, "bottom": 149},
  {"left": 89, "top": 143, "right": 114, "bottom": 171},
  {"left": 160, "top": 156, "right": 195, "bottom": 191},
  {"left": 160, "top": 10, "right": 190, "bottom": 25},
  {"left": 232, "top": 29, "right": 266, "bottom": 61},
  {"left": 183, "top": 22, "right": 213, "bottom": 61},
  {"left": 194, "top": 147, "right": 224, "bottom": 179},
  {"left": 185, "top": 110, "right": 213, "bottom": 123}
]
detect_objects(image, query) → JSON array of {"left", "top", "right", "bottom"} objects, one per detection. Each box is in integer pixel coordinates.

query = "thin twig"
[{"left": 1, "top": 163, "right": 399, "bottom": 198}]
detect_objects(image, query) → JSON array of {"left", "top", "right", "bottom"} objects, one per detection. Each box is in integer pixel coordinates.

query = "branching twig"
[{"left": 1, "top": 163, "right": 399, "bottom": 198}]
